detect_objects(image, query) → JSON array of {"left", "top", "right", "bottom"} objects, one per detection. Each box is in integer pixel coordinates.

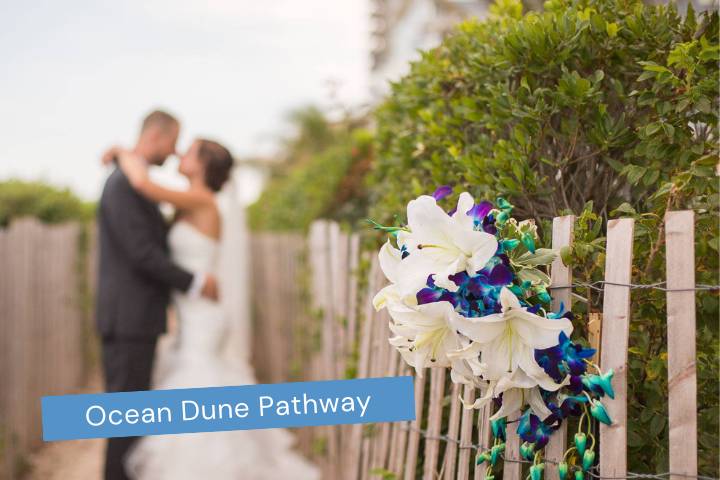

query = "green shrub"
[
  {"left": 368, "top": 0, "right": 718, "bottom": 473},
  {"left": 0, "top": 180, "right": 94, "bottom": 226},
  {"left": 249, "top": 123, "right": 373, "bottom": 232}
]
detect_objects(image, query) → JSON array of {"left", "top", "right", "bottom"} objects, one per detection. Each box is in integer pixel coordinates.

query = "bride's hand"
[
  {"left": 101, "top": 145, "right": 126, "bottom": 166},
  {"left": 118, "top": 152, "right": 149, "bottom": 188}
]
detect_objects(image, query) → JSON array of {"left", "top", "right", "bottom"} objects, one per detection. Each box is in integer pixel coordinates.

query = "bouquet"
[{"left": 371, "top": 187, "right": 614, "bottom": 476}]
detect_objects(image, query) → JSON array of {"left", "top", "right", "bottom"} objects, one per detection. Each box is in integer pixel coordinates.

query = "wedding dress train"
[{"left": 125, "top": 220, "right": 319, "bottom": 480}]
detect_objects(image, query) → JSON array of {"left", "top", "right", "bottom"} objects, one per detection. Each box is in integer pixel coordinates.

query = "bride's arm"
[{"left": 116, "top": 151, "right": 213, "bottom": 210}]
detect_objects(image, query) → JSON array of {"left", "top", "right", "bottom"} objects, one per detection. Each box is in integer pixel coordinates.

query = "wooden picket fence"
[
  {"left": 0, "top": 218, "right": 93, "bottom": 479},
  {"left": 250, "top": 211, "right": 701, "bottom": 479}
]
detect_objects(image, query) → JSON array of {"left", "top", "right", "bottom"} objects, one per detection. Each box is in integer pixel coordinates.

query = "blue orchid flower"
[
  {"left": 535, "top": 332, "right": 596, "bottom": 383},
  {"left": 517, "top": 410, "right": 556, "bottom": 449},
  {"left": 416, "top": 256, "right": 513, "bottom": 318}
]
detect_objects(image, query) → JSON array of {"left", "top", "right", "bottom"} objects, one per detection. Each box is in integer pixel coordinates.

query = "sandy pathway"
[
  {"left": 27, "top": 437, "right": 103, "bottom": 480},
  {"left": 27, "top": 373, "right": 104, "bottom": 480}
]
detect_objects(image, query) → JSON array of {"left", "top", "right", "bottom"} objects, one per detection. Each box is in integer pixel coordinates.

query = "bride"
[{"left": 109, "top": 140, "right": 319, "bottom": 480}]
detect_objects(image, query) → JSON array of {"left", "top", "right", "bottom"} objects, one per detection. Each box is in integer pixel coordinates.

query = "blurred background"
[
  {"left": 0, "top": 2, "right": 497, "bottom": 478},
  {"left": 1, "top": 0, "right": 717, "bottom": 479}
]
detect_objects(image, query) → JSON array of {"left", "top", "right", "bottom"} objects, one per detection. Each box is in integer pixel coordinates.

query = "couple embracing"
[{"left": 96, "top": 110, "right": 318, "bottom": 480}]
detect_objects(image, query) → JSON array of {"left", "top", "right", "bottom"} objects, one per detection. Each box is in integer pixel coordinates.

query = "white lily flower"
[
  {"left": 452, "top": 287, "right": 573, "bottom": 382},
  {"left": 459, "top": 368, "right": 563, "bottom": 421},
  {"left": 373, "top": 240, "right": 422, "bottom": 310},
  {"left": 396, "top": 192, "right": 498, "bottom": 293},
  {"left": 386, "top": 301, "right": 463, "bottom": 376},
  {"left": 447, "top": 339, "right": 487, "bottom": 387}
]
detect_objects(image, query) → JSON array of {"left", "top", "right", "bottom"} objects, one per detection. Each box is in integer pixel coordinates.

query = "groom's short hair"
[{"left": 141, "top": 110, "right": 179, "bottom": 134}]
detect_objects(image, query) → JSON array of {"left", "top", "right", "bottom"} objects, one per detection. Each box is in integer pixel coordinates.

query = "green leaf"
[
  {"left": 613, "top": 202, "right": 637, "bottom": 216},
  {"left": 516, "top": 248, "right": 558, "bottom": 266},
  {"left": 606, "top": 22, "right": 619, "bottom": 37},
  {"left": 517, "top": 268, "right": 551, "bottom": 285},
  {"left": 560, "top": 245, "right": 573, "bottom": 267}
]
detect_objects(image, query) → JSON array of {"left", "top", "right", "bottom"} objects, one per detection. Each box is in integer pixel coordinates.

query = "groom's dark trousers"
[{"left": 96, "top": 168, "right": 194, "bottom": 480}]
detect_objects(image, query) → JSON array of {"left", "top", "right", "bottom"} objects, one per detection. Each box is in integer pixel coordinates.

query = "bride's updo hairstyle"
[{"left": 197, "top": 139, "right": 234, "bottom": 192}]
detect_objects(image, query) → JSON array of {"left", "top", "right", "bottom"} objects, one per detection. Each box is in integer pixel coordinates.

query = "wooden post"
[
  {"left": 599, "top": 218, "right": 635, "bottom": 478},
  {"left": 665, "top": 211, "right": 697, "bottom": 479},
  {"left": 545, "top": 215, "right": 574, "bottom": 475}
]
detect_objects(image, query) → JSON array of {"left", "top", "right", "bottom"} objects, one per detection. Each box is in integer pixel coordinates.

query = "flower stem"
[{"left": 563, "top": 446, "right": 577, "bottom": 461}]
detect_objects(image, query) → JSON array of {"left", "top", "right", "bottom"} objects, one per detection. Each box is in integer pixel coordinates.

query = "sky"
[{"left": 0, "top": 0, "right": 370, "bottom": 200}]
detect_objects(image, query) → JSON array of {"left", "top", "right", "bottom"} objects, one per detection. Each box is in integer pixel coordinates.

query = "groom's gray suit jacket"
[{"left": 96, "top": 168, "right": 193, "bottom": 339}]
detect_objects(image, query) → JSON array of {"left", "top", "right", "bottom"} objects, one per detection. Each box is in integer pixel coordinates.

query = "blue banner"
[{"left": 42, "top": 376, "right": 415, "bottom": 441}]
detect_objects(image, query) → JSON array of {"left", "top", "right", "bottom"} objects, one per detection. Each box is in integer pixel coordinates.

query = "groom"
[{"left": 96, "top": 110, "right": 218, "bottom": 480}]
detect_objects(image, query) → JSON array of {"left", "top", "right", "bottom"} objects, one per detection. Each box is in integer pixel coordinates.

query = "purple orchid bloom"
[
  {"left": 432, "top": 185, "right": 453, "bottom": 201},
  {"left": 535, "top": 332, "right": 595, "bottom": 383},
  {"left": 416, "top": 256, "right": 513, "bottom": 317},
  {"left": 517, "top": 410, "right": 557, "bottom": 449}
]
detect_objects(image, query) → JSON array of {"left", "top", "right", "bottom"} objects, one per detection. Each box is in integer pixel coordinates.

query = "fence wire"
[
  {"left": 396, "top": 424, "right": 718, "bottom": 480},
  {"left": 548, "top": 281, "right": 719, "bottom": 292}
]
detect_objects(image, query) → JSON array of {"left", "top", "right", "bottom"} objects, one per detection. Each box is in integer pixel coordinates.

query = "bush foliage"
[
  {"left": 248, "top": 107, "right": 373, "bottom": 232},
  {"left": 0, "top": 180, "right": 94, "bottom": 227},
  {"left": 368, "top": 0, "right": 718, "bottom": 473}
]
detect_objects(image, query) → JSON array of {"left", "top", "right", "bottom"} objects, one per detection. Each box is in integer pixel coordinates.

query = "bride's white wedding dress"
[{"left": 125, "top": 220, "right": 319, "bottom": 480}]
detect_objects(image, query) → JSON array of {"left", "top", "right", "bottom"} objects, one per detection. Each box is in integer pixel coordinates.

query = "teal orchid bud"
[
  {"left": 521, "top": 232, "right": 536, "bottom": 253},
  {"left": 536, "top": 287, "right": 551, "bottom": 304},
  {"left": 475, "top": 451, "right": 490, "bottom": 465},
  {"left": 520, "top": 442, "right": 535, "bottom": 461},
  {"left": 598, "top": 369, "right": 615, "bottom": 399},
  {"left": 558, "top": 461, "right": 569, "bottom": 480},
  {"left": 509, "top": 284, "right": 524, "bottom": 297},
  {"left": 497, "top": 197, "right": 513, "bottom": 211},
  {"left": 583, "top": 371, "right": 615, "bottom": 399},
  {"left": 575, "top": 471, "right": 584, "bottom": 480},
  {"left": 590, "top": 399, "right": 612, "bottom": 425},
  {"left": 491, "top": 418, "right": 506, "bottom": 440},
  {"left": 490, "top": 443, "right": 505, "bottom": 466},
  {"left": 582, "top": 449, "right": 596, "bottom": 471},
  {"left": 501, "top": 238, "right": 521, "bottom": 252},
  {"left": 530, "top": 463, "right": 544, "bottom": 480},
  {"left": 574, "top": 432, "right": 587, "bottom": 456},
  {"left": 496, "top": 211, "right": 509, "bottom": 226}
]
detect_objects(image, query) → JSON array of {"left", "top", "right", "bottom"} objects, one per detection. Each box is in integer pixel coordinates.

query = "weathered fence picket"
[
  {"left": 599, "top": 218, "right": 635, "bottom": 477},
  {"left": 456, "top": 386, "right": 475, "bottom": 480},
  {"left": 545, "top": 215, "right": 575, "bottom": 477},
  {"left": 423, "top": 367, "right": 446, "bottom": 479},
  {"left": 443, "top": 382, "right": 462, "bottom": 480},
  {"left": 503, "top": 412, "right": 522, "bottom": 480},
  {"left": 665, "top": 211, "right": 697, "bottom": 479}
]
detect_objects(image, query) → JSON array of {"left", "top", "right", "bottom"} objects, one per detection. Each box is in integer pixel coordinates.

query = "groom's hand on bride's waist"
[{"left": 200, "top": 274, "right": 219, "bottom": 301}]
